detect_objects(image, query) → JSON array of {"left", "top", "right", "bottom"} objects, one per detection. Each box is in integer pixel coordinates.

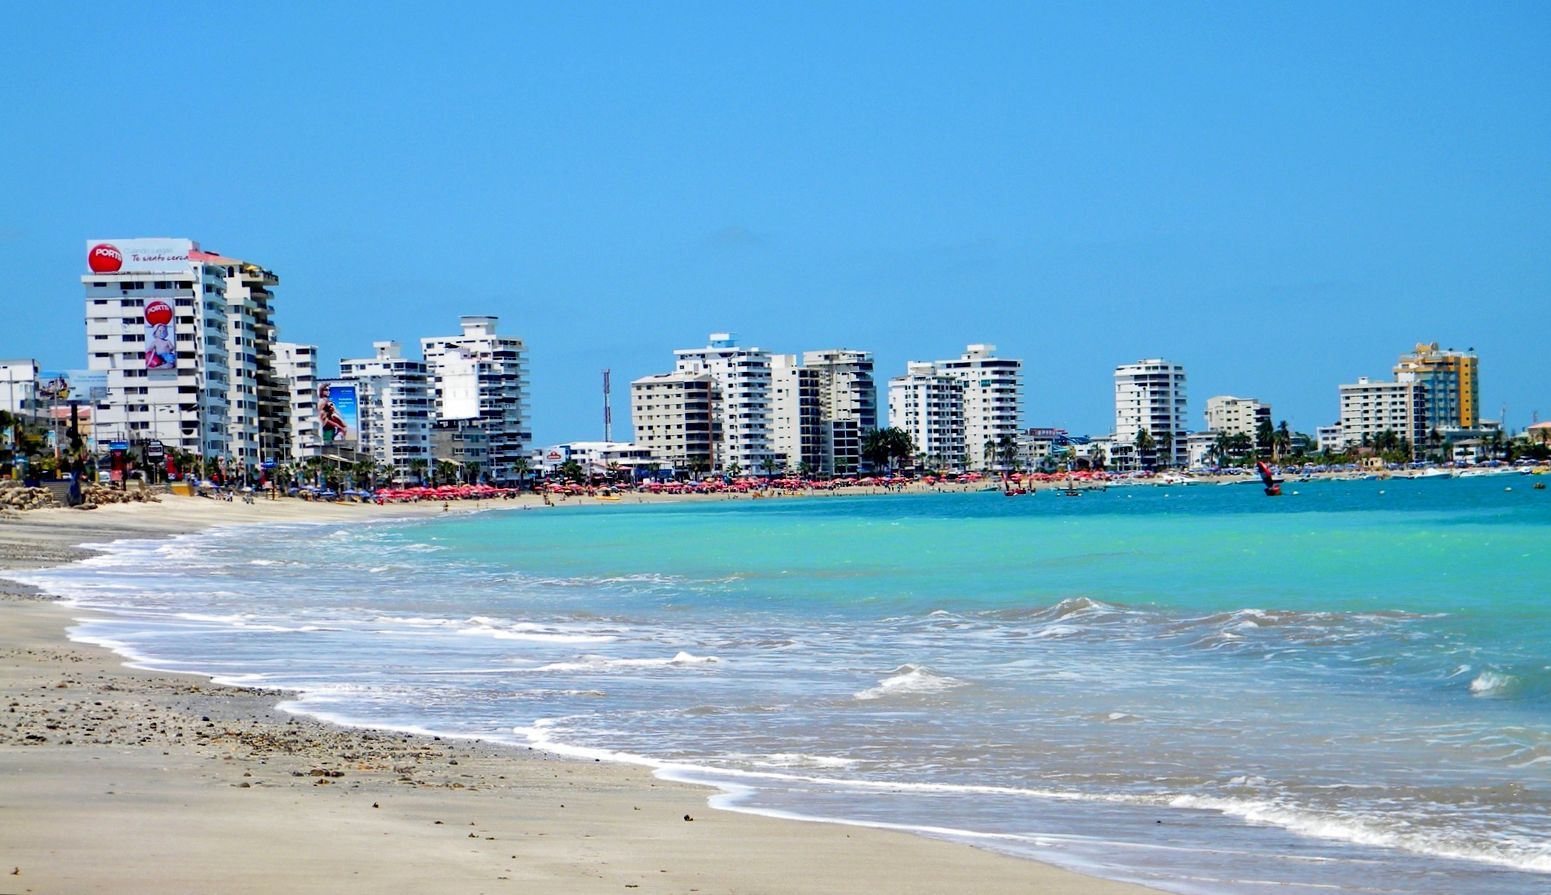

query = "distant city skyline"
[{"left": 2, "top": 5, "right": 1547, "bottom": 441}]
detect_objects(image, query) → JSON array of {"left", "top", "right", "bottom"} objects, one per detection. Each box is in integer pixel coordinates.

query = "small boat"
[{"left": 1257, "top": 461, "right": 1282, "bottom": 497}]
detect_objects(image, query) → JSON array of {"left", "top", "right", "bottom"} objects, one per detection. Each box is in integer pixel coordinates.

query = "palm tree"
[
  {"left": 758, "top": 455, "right": 779, "bottom": 478},
  {"left": 1255, "top": 418, "right": 1275, "bottom": 460},
  {"left": 995, "top": 434, "right": 1019, "bottom": 472},
  {"left": 408, "top": 457, "right": 429, "bottom": 485},
  {"left": 434, "top": 459, "right": 459, "bottom": 485},
  {"left": 1210, "top": 431, "right": 1232, "bottom": 468},
  {"left": 350, "top": 457, "right": 375, "bottom": 489},
  {"left": 463, "top": 461, "right": 482, "bottom": 484},
  {"left": 863, "top": 429, "right": 895, "bottom": 472},
  {"left": 1133, "top": 428, "right": 1156, "bottom": 471},
  {"left": 1156, "top": 430, "right": 1175, "bottom": 470},
  {"left": 512, "top": 456, "right": 531, "bottom": 488},
  {"left": 1272, "top": 420, "right": 1292, "bottom": 464}
]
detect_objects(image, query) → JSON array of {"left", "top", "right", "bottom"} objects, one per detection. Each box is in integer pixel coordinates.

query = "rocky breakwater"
[
  {"left": 79, "top": 484, "right": 160, "bottom": 508},
  {"left": 0, "top": 480, "right": 58, "bottom": 512},
  {"left": 0, "top": 480, "right": 162, "bottom": 512}
]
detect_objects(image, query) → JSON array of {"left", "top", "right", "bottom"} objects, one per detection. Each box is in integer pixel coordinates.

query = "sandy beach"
[{"left": 0, "top": 495, "right": 1160, "bottom": 894}]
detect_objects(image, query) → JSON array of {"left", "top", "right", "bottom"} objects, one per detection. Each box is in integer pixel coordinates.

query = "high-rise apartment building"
[
  {"left": 888, "top": 361, "right": 965, "bottom": 471},
  {"left": 339, "top": 341, "right": 432, "bottom": 482},
  {"left": 190, "top": 250, "right": 282, "bottom": 471},
  {"left": 937, "top": 344, "right": 1022, "bottom": 470},
  {"left": 1114, "top": 358, "right": 1188, "bottom": 469},
  {"left": 1394, "top": 343, "right": 1478, "bottom": 433},
  {"left": 83, "top": 238, "right": 231, "bottom": 463},
  {"left": 673, "top": 334, "right": 773, "bottom": 474},
  {"left": 274, "top": 342, "right": 319, "bottom": 462},
  {"left": 771, "top": 349, "right": 877, "bottom": 475},
  {"left": 1338, "top": 377, "right": 1421, "bottom": 449},
  {"left": 629, "top": 371, "right": 716, "bottom": 472},
  {"left": 1204, "top": 395, "right": 1271, "bottom": 439},
  {"left": 803, "top": 349, "right": 876, "bottom": 475},
  {"left": 420, "top": 316, "right": 530, "bottom": 484},
  {"left": 771, "top": 354, "right": 823, "bottom": 474}
]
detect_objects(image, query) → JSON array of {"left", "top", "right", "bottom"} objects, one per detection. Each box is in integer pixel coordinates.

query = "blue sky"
[{"left": 2, "top": 2, "right": 1547, "bottom": 442}]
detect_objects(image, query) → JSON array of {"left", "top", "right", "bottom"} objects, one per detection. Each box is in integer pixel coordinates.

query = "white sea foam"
[
  {"left": 369, "top": 614, "right": 617, "bottom": 644},
  {"left": 750, "top": 752, "right": 861, "bottom": 770},
  {"left": 1469, "top": 670, "right": 1516, "bottom": 697},
  {"left": 531, "top": 651, "right": 719, "bottom": 672},
  {"left": 459, "top": 616, "right": 617, "bottom": 643},
  {"left": 1168, "top": 793, "right": 1551, "bottom": 874},
  {"left": 1032, "top": 624, "right": 1082, "bottom": 639},
  {"left": 854, "top": 664, "right": 964, "bottom": 701}
]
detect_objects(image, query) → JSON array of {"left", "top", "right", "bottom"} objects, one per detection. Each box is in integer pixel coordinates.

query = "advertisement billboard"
[
  {"left": 143, "top": 300, "right": 177, "bottom": 376},
  {"left": 318, "top": 381, "right": 359, "bottom": 450},
  {"left": 85, "top": 238, "right": 196, "bottom": 274},
  {"left": 440, "top": 352, "right": 481, "bottom": 421},
  {"left": 36, "top": 370, "right": 109, "bottom": 403}
]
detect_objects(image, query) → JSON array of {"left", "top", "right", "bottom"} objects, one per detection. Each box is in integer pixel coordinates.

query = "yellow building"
[{"left": 1394, "top": 343, "right": 1478, "bottom": 430}]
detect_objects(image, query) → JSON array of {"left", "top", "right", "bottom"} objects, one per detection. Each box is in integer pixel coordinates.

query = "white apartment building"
[
  {"left": 771, "top": 349, "right": 877, "bottom": 475},
  {"left": 1316, "top": 424, "right": 1345, "bottom": 452},
  {"left": 420, "top": 316, "right": 530, "bottom": 484},
  {"left": 1185, "top": 430, "right": 1219, "bottom": 470},
  {"left": 888, "top": 361, "right": 965, "bottom": 471},
  {"left": 274, "top": 342, "right": 320, "bottom": 462},
  {"left": 1114, "top": 358, "right": 1188, "bottom": 469},
  {"left": 629, "top": 371, "right": 716, "bottom": 472},
  {"left": 339, "top": 341, "right": 432, "bottom": 482},
  {"left": 771, "top": 354, "right": 822, "bottom": 474},
  {"left": 1338, "top": 377, "right": 1420, "bottom": 449},
  {"left": 191, "top": 250, "right": 281, "bottom": 471},
  {"left": 0, "top": 359, "right": 39, "bottom": 416},
  {"left": 535, "top": 441, "right": 654, "bottom": 478},
  {"left": 673, "top": 333, "right": 773, "bottom": 474},
  {"left": 937, "top": 344, "right": 1022, "bottom": 470},
  {"left": 804, "top": 349, "right": 876, "bottom": 475},
  {"left": 1204, "top": 395, "right": 1271, "bottom": 439},
  {"left": 83, "top": 238, "right": 231, "bottom": 462}
]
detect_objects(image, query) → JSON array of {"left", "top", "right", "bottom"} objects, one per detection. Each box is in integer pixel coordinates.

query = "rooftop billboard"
[{"left": 85, "top": 238, "right": 196, "bottom": 274}]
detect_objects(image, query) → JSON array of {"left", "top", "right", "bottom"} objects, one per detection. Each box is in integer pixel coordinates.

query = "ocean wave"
[
  {"left": 750, "top": 752, "right": 861, "bottom": 770},
  {"left": 368, "top": 614, "right": 618, "bottom": 644},
  {"left": 531, "top": 651, "right": 720, "bottom": 672},
  {"left": 1168, "top": 792, "right": 1551, "bottom": 875},
  {"left": 854, "top": 664, "right": 964, "bottom": 701},
  {"left": 1465, "top": 665, "right": 1551, "bottom": 701},
  {"left": 1470, "top": 670, "right": 1517, "bottom": 697}
]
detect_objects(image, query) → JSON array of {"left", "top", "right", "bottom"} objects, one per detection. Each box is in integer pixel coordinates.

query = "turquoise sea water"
[{"left": 14, "top": 477, "right": 1551, "bottom": 894}]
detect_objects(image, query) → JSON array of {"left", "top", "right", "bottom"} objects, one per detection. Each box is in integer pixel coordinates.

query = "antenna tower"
[{"left": 603, "top": 369, "right": 613, "bottom": 442}]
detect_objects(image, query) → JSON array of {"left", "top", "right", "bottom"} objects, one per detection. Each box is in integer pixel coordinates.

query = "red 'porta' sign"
[{"left": 88, "top": 243, "right": 123, "bottom": 272}]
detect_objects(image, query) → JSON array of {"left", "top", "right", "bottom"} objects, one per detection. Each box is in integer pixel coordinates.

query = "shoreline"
[{"left": 0, "top": 496, "right": 1161, "bottom": 894}]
